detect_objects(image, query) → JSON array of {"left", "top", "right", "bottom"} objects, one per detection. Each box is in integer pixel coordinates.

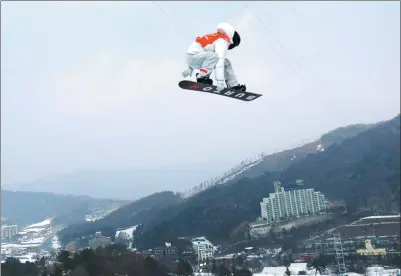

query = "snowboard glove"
[{"left": 182, "top": 67, "right": 193, "bottom": 78}]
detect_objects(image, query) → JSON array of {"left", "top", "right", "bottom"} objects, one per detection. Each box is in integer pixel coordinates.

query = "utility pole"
[{"left": 333, "top": 234, "right": 346, "bottom": 275}]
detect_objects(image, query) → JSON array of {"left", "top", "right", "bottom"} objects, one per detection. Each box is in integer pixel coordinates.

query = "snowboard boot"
[
  {"left": 231, "top": 84, "right": 247, "bottom": 91},
  {"left": 196, "top": 73, "right": 213, "bottom": 85}
]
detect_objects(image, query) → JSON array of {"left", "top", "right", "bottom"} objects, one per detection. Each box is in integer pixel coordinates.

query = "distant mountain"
[
  {"left": 3, "top": 161, "right": 235, "bottom": 200},
  {"left": 3, "top": 125, "right": 374, "bottom": 202},
  {"left": 56, "top": 116, "right": 397, "bottom": 248},
  {"left": 1, "top": 190, "right": 129, "bottom": 226},
  {"left": 225, "top": 122, "right": 375, "bottom": 181},
  {"left": 280, "top": 114, "right": 400, "bottom": 210},
  {"left": 180, "top": 121, "right": 376, "bottom": 199},
  {"left": 57, "top": 191, "right": 181, "bottom": 247},
  {"left": 320, "top": 123, "right": 374, "bottom": 144},
  {"left": 131, "top": 114, "right": 400, "bottom": 249}
]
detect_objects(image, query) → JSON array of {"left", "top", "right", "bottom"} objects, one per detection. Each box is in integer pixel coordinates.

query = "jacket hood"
[{"left": 216, "top": 22, "right": 236, "bottom": 43}]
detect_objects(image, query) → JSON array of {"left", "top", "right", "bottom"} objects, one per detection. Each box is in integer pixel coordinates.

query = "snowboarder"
[{"left": 181, "top": 22, "right": 246, "bottom": 92}]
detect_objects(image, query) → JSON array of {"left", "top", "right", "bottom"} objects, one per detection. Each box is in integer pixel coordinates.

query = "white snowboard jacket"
[{"left": 186, "top": 23, "right": 236, "bottom": 83}]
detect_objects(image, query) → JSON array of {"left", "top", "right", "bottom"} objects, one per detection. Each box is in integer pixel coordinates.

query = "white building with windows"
[
  {"left": 249, "top": 221, "right": 271, "bottom": 239},
  {"left": 191, "top": 236, "right": 216, "bottom": 260},
  {"left": 1, "top": 225, "right": 19, "bottom": 240},
  {"left": 260, "top": 181, "right": 326, "bottom": 222}
]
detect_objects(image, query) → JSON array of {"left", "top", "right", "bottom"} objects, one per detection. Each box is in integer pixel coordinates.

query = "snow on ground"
[
  {"left": 51, "top": 236, "right": 61, "bottom": 250},
  {"left": 2, "top": 236, "right": 49, "bottom": 250},
  {"left": 253, "top": 266, "right": 401, "bottom": 276},
  {"left": 21, "top": 237, "right": 46, "bottom": 244},
  {"left": 366, "top": 266, "right": 401, "bottom": 276},
  {"left": 1, "top": 243, "right": 42, "bottom": 249},
  {"left": 19, "top": 227, "right": 51, "bottom": 234},
  {"left": 115, "top": 225, "right": 138, "bottom": 239},
  {"left": 317, "top": 144, "right": 325, "bottom": 152},
  {"left": 361, "top": 215, "right": 400, "bottom": 220},
  {"left": 26, "top": 218, "right": 52, "bottom": 229},
  {"left": 85, "top": 218, "right": 99, "bottom": 222},
  {"left": 259, "top": 263, "right": 311, "bottom": 276},
  {"left": 217, "top": 160, "right": 262, "bottom": 185},
  {"left": 15, "top": 253, "right": 38, "bottom": 263},
  {"left": 264, "top": 248, "right": 282, "bottom": 255}
]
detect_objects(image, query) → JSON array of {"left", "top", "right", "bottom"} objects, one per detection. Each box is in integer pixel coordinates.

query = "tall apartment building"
[
  {"left": 260, "top": 180, "right": 326, "bottom": 222},
  {"left": 1, "top": 225, "right": 19, "bottom": 240},
  {"left": 191, "top": 236, "right": 216, "bottom": 261}
]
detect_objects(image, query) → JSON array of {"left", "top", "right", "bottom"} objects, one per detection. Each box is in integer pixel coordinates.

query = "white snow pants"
[{"left": 186, "top": 52, "right": 239, "bottom": 87}]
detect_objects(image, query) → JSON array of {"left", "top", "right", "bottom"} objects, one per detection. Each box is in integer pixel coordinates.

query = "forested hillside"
[
  {"left": 56, "top": 115, "right": 399, "bottom": 249},
  {"left": 280, "top": 115, "right": 400, "bottom": 211},
  {"left": 1, "top": 190, "right": 128, "bottom": 226},
  {"left": 231, "top": 123, "right": 374, "bottom": 180},
  {"left": 58, "top": 191, "right": 181, "bottom": 246},
  {"left": 133, "top": 115, "right": 400, "bottom": 249}
]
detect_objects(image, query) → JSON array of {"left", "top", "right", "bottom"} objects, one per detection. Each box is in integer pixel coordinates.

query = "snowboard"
[{"left": 178, "top": 80, "right": 262, "bottom": 102}]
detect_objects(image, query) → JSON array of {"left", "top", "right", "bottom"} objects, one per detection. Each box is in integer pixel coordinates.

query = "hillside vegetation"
[
  {"left": 137, "top": 123, "right": 377, "bottom": 231},
  {"left": 1, "top": 190, "right": 128, "bottom": 226},
  {"left": 4, "top": 162, "right": 234, "bottom": 200},
  {"left": 133, "top": 115, "right": 400, "bottom": 249},
  {"left": 1, "top": 245, "right": 174, "bottom": 276},
  {"left": 232, "top": 122, "right": 374, "bottom": 180},
  {"left": 280, "top": 115, "right": 400, "bottom": 211},
  {"left": 56, "top": 115, "right": 398, "bottom": 249},
  {"left": 58, "top": 191, "right": 181, "bottom": 246}
]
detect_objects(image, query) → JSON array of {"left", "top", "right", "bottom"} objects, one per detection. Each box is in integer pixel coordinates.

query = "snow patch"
[
  {"left": 26, "top": 218, "right": 52, "bottom": 229},
  {"left": 51, "top": 236, "right": 61, "bottom": 250},
  {"left": 361, "top": 215, "right": 400, "bottom": 220},
  {"left": 18, "top": 227, "right": 48, "bottom": 234},
  {"left": 21, "top": 237, "right": 46, "bottom": 244},
  {"left": 1, "top": 243, "right": 42, "bottom": 249},
  {"left": 85, "top": 218, "right": 99, "bottom": 222},
  {"left": 115, "top": 225, "right": 138, "bottom": 239},
  {"left": 14, "top": 253, "right": 38, "bottom": 263}
]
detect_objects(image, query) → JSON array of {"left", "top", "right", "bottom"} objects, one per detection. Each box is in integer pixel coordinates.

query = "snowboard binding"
[{"left": 196, "top": 73, "right": 213, "bottom": 85}]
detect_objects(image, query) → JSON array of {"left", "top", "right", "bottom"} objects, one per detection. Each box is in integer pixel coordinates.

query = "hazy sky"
[{"left": 1, "top": 1, "right": 400, "bottom": 185}]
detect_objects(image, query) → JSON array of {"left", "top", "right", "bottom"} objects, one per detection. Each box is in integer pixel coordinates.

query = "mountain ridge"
[
  {"left": 1, "top": 190, "right": 129, "bottom": 226},
  {"left": 56, "top": 115, "right": 397, "bottom": 248},
  {"left": 57, "top": 191, "right": 182, "bottom": 247},
  {"left": 131, "top": 114, "right": 400, "bottom": 249},
  {"left": 3, "top": 161, "right": 236, "bottom": 200},
  {"left": 181, "top": 121, "right": 375, "bottom": 198}
]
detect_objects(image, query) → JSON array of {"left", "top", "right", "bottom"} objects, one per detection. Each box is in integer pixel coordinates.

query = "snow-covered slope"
[
  {"left": 25, "top": 218, "right": 52, "bottom": 229},
  {"left": 1, "top": 217, "right": 61, "bottom": 262},
  {"left": 180, "top": 140, "right": 321, "bottom": 199},
  {"left": 115, "top": 225, "right": 139, "bottom": 249},
  {"left": 115, "top": 225, "right": 138, "bottom": 240},
  {"left": 180, "top": 122, "right": 376, "bottom": 199},
  {"left": 181, "top": 153, "right": 265, "bottom": 198}
]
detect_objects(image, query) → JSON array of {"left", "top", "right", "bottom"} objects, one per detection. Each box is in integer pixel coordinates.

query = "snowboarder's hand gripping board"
[
  {"left": 181, "top": 23, "right": 253, "bottom": 95},
  {"left": 179, "top": 80, "right": 262, "bottom": 102}
]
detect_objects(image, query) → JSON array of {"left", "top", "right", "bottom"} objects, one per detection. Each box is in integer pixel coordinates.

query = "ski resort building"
[
  {"left": 249, "top": 221, "right": 271, "bottom": 239},
  {"left": 260, "top": 181, "right": 326, "bottom": 222},
  {"left": 191, "top": 236, "right": 217, "bottom": 261},
  {"left": 1, "top": 225, "right": 19, "bottom": 241}
]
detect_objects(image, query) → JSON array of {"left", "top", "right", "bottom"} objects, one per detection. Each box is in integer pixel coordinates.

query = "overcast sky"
[{"left": 1, "top": 1, "right": 400, "bottom": 185}]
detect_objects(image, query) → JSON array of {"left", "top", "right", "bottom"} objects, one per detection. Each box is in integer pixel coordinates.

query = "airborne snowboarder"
[{"left": 181, "top": 22, "right": 247, "bottom": 92}]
